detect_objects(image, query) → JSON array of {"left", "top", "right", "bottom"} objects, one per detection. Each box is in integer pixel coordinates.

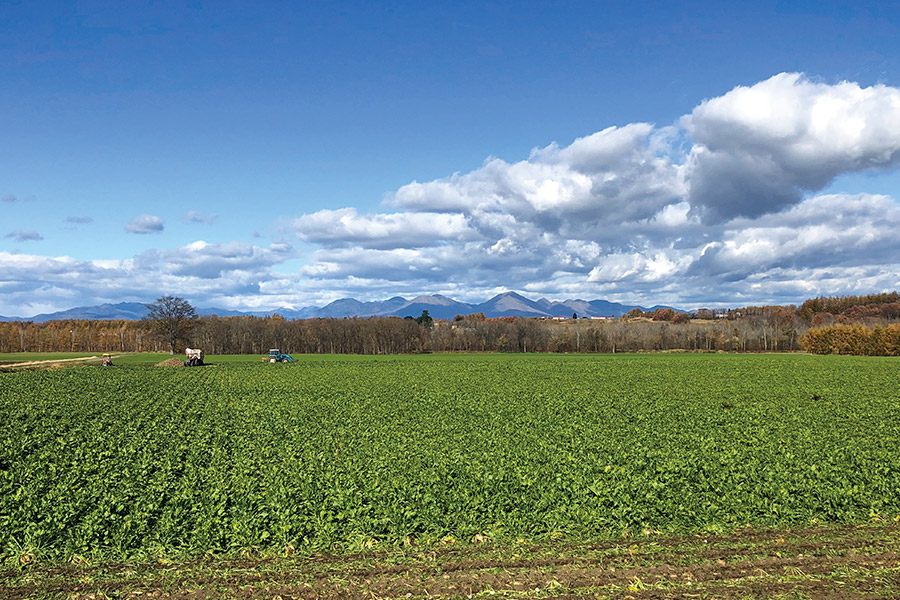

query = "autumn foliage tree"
[
  {"left": 800, "top": 323, "right": 900, "bottom": 356},
  {"left": 799, "top": 292, "right": 900, "bottom": 322}
]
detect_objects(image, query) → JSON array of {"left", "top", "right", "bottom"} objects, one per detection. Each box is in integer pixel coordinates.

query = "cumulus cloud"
[
  {"left": 588, "top": 251, "right": 689, "bottom": 284},
  {"left": 293, "top": 208, "right": 473, "bottom": 249},
  {"left": 391, "top": 123, "right": 685, "bottom": 229},
  {"left": 4, "top": 230, "right": 43, "bottom": 242},
  {"left": 133, "top": 240, "right": 293, "bottom": 279},
  {"left": 684, "top": 73, "right": 900, "bottom": 222},
  {"left": 125, "top": 214, "right": 164, "bottom": 234},
  {"left": 282, "top": 73, "right": 900, "bottom": 307},
  {"left": 0, "top": 240, "right": 297, "bottom": 315},
  {"left": 182, "top": 210, "right": 219, "bottom": 225},
  {"left": 688, "top": 194, "right": 900, "bottom": 280},
  {"left": 5, "top": 73, "right": 900, "bottom": 313}
]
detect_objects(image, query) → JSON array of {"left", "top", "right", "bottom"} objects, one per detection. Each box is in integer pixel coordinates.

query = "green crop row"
[{"left": 1, "top": 354, "right": 899, "bottom": 562}]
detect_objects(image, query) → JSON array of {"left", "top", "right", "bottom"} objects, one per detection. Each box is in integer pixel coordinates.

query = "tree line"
[
  {"left": 798, "top": 291, "right": 900, "bottom": 322},
  {"left": 1, "top": 291, "right": 897, "bottom": 356},
  {"left": 800, "top": 323, "right": 900, "bottom": 356},
  {"left": 0, "top": 313, "right": 803, "bottom": 355}
]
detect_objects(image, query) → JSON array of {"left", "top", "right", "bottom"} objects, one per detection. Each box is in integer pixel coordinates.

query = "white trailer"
[{"left": 184, "top": 348, "right": 204, "bottom": 367}]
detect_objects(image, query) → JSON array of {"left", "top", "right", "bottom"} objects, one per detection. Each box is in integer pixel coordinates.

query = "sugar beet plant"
[{"left": 1, "top": 354, "right": 900, "bottom": 561}]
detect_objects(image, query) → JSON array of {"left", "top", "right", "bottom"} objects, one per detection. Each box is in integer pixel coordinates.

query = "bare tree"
[{"left": 145, "top": 296, "right": 197, "bottom": 354}]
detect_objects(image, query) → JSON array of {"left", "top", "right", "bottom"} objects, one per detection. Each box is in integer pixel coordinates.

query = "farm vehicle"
[
  {"left": 184, "top": 348, "right": 205, "bottom": 367},
  {"left": 266, "top": 349, "right": 294, "bottom": 363}
]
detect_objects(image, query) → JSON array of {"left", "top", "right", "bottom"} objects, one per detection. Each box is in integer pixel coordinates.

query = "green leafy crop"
[{"left": 1, "top": 354, "right": 898, "bottom": 561}]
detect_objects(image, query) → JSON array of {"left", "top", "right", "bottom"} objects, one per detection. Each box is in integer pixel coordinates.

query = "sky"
[{"left": 2, "top": 1, "right": 900, "bottom": 316}]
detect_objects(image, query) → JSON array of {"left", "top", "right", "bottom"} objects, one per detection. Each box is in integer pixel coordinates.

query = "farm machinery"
[
  {"left": 266, "top": 349, "right": 294, "bottom": 363},
  {"left": 184, "top": 348, "right": 205, "bottom": 367}
]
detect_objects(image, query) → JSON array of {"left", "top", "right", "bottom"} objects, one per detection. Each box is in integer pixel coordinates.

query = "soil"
[
  {"left": 3, "top": 523, "right": 899, "bottom": 599},
  {"left": 155, "top": 357, "right": 186, "bottom": 367},
  {"left": 1, "top": 355, "right": 104, "bottom": 368}
]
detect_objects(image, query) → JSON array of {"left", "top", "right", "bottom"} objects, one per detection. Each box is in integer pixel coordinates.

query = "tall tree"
[
  {"left": 145, "top": 296, "right": 197, "bottom": 354},
  {"left": 415, "top": 310, "right": 434, "bottom": 330}
]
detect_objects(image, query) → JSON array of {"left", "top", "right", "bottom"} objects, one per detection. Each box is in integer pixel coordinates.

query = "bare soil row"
[{"left": 4, "top": 523, "right": 899, "bottom": 599}]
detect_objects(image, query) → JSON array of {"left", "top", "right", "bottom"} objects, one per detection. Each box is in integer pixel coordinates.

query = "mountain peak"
[
  {"left": 494, "top": 291, "right": 529, "bottom": 300},
  {"left": 0, "top": 293, "right": 679, "bottom": 322},
  {"left": 476, "top": 292, "right": 548, "bottom": 316},
  {"left": 406, "top": 294, "right": 459, "bottom": 306}
]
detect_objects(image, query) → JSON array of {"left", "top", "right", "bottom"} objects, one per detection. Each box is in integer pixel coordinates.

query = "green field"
[{"left": 3, "top": 353, "right": 899, "bottom": 570}]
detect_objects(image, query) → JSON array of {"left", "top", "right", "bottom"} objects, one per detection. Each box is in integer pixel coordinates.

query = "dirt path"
[
  {"left": 3, "top": 523, "right": 899, "bottom": 599},
  {"left": 1, "top": 354, "right": 124, "bottom": 369}
]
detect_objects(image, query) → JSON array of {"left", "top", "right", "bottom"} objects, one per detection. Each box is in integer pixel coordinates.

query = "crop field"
[{"left": 2, "top": 353, "right": 900, "bottom": 598}]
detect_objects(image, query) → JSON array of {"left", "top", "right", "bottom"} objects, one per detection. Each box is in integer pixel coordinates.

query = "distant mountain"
[
  {"left": 2, "top": 302, "right": 151, "bottom": 323},
  {"left": 271, "top": 306, "right": 321, "bottom": 319},
  {"left": 0, "top": 293, "right": 684, "bottom": 322},
  {"left": 473, "top": 292, "right": 549, "bottom": 317},
  {"left": 196, "top": 307, "right": 250, "bottom": 318},
  {"left": 314, "top": 296, "right": 408, "bottom": 318},
  {"left": 197, "top": 305, "right": 321, "bottom": 319},
  {"left": 550, "top": 299, "right": 599, "bottom": 317},
  {"left": 388, "top": 295, "right": 473, "bottom": 320},
  {"left": 467, "top": 293, "right": 649, "bottom": 318},
  {"left": 557, "top": 298, "right": 645, "bottom": 318}
]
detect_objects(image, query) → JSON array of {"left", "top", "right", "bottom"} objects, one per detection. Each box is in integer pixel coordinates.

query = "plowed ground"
[{"left": 3, "top": 524, "right": 899, "bottom": 599}]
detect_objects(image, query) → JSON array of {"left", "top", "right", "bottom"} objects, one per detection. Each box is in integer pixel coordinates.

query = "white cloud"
[
  {"left": 276, "top": 73, "right": 900, "bottom": 307},
  {"left": 134, "top": 240, "right": 294, "bottom": 280},
  {"left": 0, "top": 240, "right": 297, "bottom": 315},
  {"left": 182, "top": 210, "right": 219, "bottom": 225},
  {"left": 391, "top": 123, "right": 685, "bottom": 228},
  {"left": 5, "top": 73, "right": 900, "bottom": 313},
  {"left": 649, "top": 202, "right": 692, "bottom": 227},
  {"left": 588, "top": 251, "right": 688, "bottom": 283},
  {"left": 65, "top": 216, "right": 93, "bottom": 224},
  {"left": 684, "top": 73, "right": 900, "bottom": 222},
  {"left": 125, "top": 214, "right": 164, "bottom": 234},
  {"left": 292, "top": 208, "right": 473, "bottom": 249},
  {"left": 688, "top": 193, "right": 900, "bottom": 280}
]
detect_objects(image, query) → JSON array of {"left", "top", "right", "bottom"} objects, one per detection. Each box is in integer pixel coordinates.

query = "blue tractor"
[{"left": 267, "top": 349, "right": 294, "bottom": 363}]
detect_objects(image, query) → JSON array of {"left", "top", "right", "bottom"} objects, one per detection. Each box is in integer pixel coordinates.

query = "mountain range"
[{"left": 0, "top": 292, "right": 680, "bottom": 323}]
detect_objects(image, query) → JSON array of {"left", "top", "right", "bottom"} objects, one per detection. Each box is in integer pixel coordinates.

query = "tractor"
[
  {"left": 184, "top": 348, "right": 205, "bottom": 367},
  {"left": 267, "top": 349, "right": 294, "bottom": 363}
]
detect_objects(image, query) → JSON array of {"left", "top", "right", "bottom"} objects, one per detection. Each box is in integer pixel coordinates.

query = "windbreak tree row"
[
  {"left": 0, "top": 314, "right": 806, "bottom": 354},
  {"left": 801, "top": 323, "right": 900, "bottom": 355}
]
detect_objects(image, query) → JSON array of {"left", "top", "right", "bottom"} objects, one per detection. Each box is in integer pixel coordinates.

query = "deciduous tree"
[{"left": 145, "top": 296, "right": 197, "bottom": 354}]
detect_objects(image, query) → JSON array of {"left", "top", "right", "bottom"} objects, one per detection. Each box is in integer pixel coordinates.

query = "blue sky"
[{"left": 2, "top": 1, "right": 900, "bottom": 315}]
